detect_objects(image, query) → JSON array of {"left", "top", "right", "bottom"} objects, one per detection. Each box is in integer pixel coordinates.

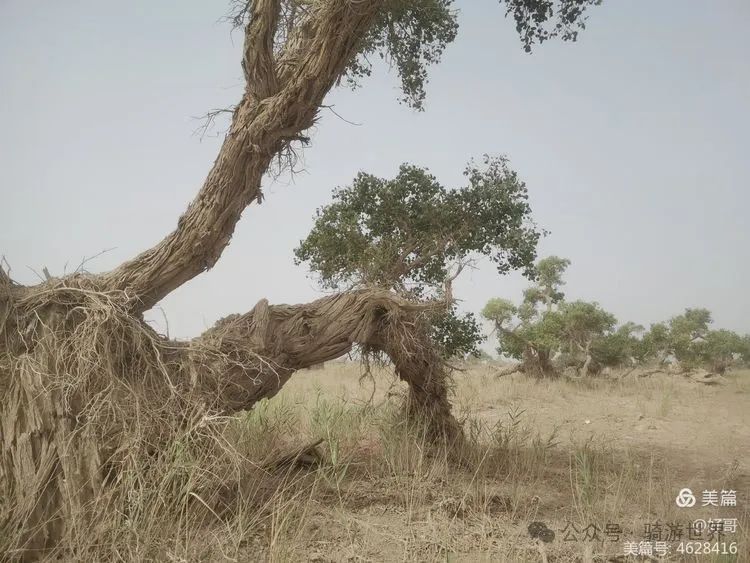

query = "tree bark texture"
[
  {"left": 1, "top": 281, "right": 459, "bottom": 558},
  {"left": 100, "top": 0, "right": 383, "bottom": 312}
]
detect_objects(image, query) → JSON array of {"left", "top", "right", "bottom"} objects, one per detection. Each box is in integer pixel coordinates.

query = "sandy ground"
[{"left": 255, "top": 363, "right": 750, "bottom": 562}]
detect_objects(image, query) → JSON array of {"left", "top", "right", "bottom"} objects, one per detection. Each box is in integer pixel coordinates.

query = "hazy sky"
[{"left": 1, "top": 1, "right": 748, "bottom": 352}]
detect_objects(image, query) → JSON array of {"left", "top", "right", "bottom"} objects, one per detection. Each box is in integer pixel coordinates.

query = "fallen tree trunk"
[
  {"left": 0, "top": 279, "right": 459, "bottom": 558},
  {"left": 187, "top": 287, "right": 459, "bottom": 428}
]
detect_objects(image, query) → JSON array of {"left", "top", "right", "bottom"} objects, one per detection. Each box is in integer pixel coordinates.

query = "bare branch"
[
  {"left": 74, "top": 247, "right": 116, "bottom": 274},
  {"left": 0, "top": 256, "right": 13, "bottom": 287},
  {"left": 26, "top": 266, "right": 45, "bottom": 283},
  {"left": 192, "top": 106, "right": 237, "bottom": 141},
  {"left": 442, "top": 257, "right": 476, "bottom": 306},
  {"left": 321, "top": 104, "right": 363, "bottom": 126}
]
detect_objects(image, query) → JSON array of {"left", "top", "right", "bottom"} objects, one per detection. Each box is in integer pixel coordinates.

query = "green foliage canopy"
[
  {"left": 484, "top": 257, "right": 627, "bottom": 373},
  {"left": 295, "top": 156, "right": 543, "bottom": 358},
  {"left": 295, "top": 156, "right": 540, "bottom": 291},
  {"left": 485, "top": 270, "right": 750, "bottom": 373},
  {"left": 339, "top": 0, "right": 602, "bottom": 109}
]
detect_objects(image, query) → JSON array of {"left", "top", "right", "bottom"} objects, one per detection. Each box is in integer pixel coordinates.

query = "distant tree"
[
  {"left": 637, "top": 322, "right": 672, "bottom": 365},
  {"left": 591, "top": 321, "right": 645, "bottom": 368},
  {"left": 483, "top": 256, "right": 572, "bottom": 376},
  {"left": 635, "top": 309, "right": 748, "bottom": 373},
  {"left": 483, "top": 256, "right": 641, "bottom": 376},
  {"left": 485, "top": 280, "right": 750, "bottom": 378},
  {"left": 482, "top": 297, "right": 529, "bottom": 364},
  {"left": 664, "top": 309, "right": 748, "bottom": 373},
  {"left": 528, "top": 256, "right": 571, "bottom": 312},
  {"left": 668, "top": 308, "right": 713, "bottom": 367},
  {"left": 295, "top": 156, "right": 543, "bottom": 358},
  {"left": 558, "top": 300, "right": 617, "bottom": 374},
  {"left": 700, "top": 329, "right": 746, "bottom": 374},
  {"left": 741, "top": 335, "right": 750, "bottom": 367}
]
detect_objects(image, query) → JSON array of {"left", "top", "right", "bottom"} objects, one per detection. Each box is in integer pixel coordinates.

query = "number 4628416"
[{"left": 677, "top": 542, "right": 737, "bottom": 555}]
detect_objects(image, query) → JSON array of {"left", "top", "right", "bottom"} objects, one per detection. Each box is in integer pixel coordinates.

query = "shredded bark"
[{"left": 0, "top": 277, "right": 460, "bottom": 558}]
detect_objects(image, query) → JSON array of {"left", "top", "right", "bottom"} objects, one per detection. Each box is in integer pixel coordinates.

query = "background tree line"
[{"left": 482, "top": 256, "right": 750, "bottom": 376}]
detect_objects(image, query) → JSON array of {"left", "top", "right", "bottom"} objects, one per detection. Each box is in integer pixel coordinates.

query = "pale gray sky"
[{"left": 1, "top": 1, "right": 748, "bottom": 351}]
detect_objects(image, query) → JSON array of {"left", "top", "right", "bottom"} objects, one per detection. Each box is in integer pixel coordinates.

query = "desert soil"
[{"left": 232, "top": 363, "right": 749, "bottom": 562}]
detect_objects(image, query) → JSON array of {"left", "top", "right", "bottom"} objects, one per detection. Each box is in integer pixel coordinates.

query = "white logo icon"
[{"left": 676, "top": 488, "right": 696, "bottom": 508}]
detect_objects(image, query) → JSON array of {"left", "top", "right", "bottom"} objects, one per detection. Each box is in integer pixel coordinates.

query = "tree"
[
  {"left": 294, "top": 157, "right": 542, "bottom": 358},
  {"left": 660, "top": 309, "right": 747, "bottom": 373},
  {"left": 483, "top": 257, "right": 629, "bottom": 376},
  {"left": 0, "top": 0, "right": 601, "bottom": 555},
  {"left": 667, "top": 308, "right": 712, "bottom": 368},
  {"left": 531, "top": 256, "right": 571, "bottom": 312},
  {"left": 558, "top": 300, "right": 616, "bottom": 374},
  {"left": 590, "top": 321, "right": 645, "bottom": 368},
  {"left": 701, "top": 329, "right": 746, "bottom": 374},
  {"left": 630, "top": 310, "right": 748, "bottom": 373},
  {"left": 637, "top": 322, "right": 672, "bottom": 365},
  {"left": 482, "top": 256, "right": 571, "bottom": 376}
]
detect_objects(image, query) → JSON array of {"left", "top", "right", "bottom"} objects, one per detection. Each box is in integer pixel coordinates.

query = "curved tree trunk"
[
  {"left": 100, "top": 0, "right": 383, "bottom": 312},
  {"left": 187, "top": 288, "right": 458, "bottom": 427},
  {"left": 521, "top": 345, "right": 556, "bottom": 378},
  {"left": 580, "top": 353, "right": 592, "bottom": 376},
  {"left": 537, "top": 348, "right": 554, "bottom": 376},
  {"left": 1, "top": 282, "right": 459, "bottom": 558}
]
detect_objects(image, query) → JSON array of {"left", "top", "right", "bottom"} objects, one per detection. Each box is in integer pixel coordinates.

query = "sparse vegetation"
[
  {"left": 484, "top": 256, "right": 750, "bottom": 378},
  {"left": 4, "top": 360, "right": 740, "bottom": 561},
  {"left": 2, "top": 1, "right": 748, "bottom": 561}
]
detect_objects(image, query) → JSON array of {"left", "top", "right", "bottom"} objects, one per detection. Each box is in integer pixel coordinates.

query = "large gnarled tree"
[{"left": 0, "top": 0, "right": 600, "bottom": 558}]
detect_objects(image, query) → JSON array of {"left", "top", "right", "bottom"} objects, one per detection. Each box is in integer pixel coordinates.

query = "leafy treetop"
[
  {"left": 353, "top": 0, "right": 602, "bottom": 109},
  {"left": 484, "top": 256, "right": 627, "bottom": 374},
  {"left": 484, "top": 259, "right": 750, "bottom": 374},
  {"left": 523, "top": 255, "right": 570, "bottom": 312},
  {"left": 295, "top": 155, "right": 541, "bottom": 294}
]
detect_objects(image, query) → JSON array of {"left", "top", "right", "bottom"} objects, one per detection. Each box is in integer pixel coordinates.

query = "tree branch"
[
  {"left": 99, "top": 1, "right": 384, "bottom": 312},
  {"left": 242, "top": 0, "right": 282, "bottom": 99},
  {"left": 187, "top": 288, "right": 451, "bottom": 418}
]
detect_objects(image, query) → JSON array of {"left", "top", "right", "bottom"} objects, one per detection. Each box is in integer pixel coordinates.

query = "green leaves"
[
  {"left": 485, "top": 264, "right": 750, "bottom": 373},
  {"left": 295, "top": 156, "right": 541, "bottom": 293},
  {"left": 345, "top": 0, "right": 459, "bottom": 110},
  {"left": 340, "top": 0, "right": 601, "bottom": 109},
  {"left": 655, "top": 309, "right": 747, "bottom": 372},
  {"left": 499, "top": 0, "right": 602, "bottom": 53},
  {"left": 558, "top": 301, "right": 616, "bottom": 347},
  {"left": 295, "top": 156, "right": 542, "bottom": 358},
  {"left": 484, "top": 256, "right": 625, "bottom": 372},
  {"left": 482, "top": 298, "right": 518, "bottom": 329},
  {"left": 430, "top": 308, "right": 484, "bottom": 359}
]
